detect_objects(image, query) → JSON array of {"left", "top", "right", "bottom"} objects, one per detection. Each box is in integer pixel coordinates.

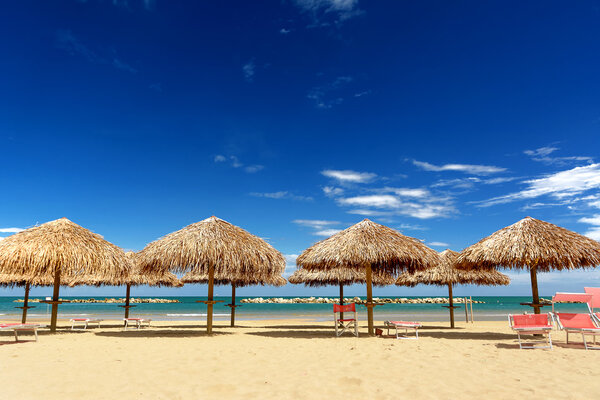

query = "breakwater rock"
[
  {"left": 240, "top": 297, "right": 484, "bottom": 304},
  {"left": 14, "top": 298, "right": 179, "bottom": 304}
]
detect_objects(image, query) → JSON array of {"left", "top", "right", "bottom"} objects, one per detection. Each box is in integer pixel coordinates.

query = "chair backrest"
[
  {"left": 333, "top": 303, "right": 356, "bottom": 313},
  {"left": 584, "top": 287, "right": 600, "bottom": 310},
  {"left": 510, "top": 313, "right": 551, "bottom": 328},
  {"left": 552, "top": 292, "right": 593, "bottom": 312},
  {"left": 555, "top": 313, "right": 598, "bottom": 329}
]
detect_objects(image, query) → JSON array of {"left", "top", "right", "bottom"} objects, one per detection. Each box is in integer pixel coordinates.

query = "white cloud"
[
  {"left": 584, "top": 227, "right": 600, "bottom": 241},
  {"left": 579, "top": 215, "right": 600, "bottom": 225},
  {"left": 214, "top": 155, "right": 227, "bottom": 162},
  {"left": 524, "top": 146, "right": 593, "bottom": 165},
  {"left": 347, "top": 209, "right": 393, "bottom": 217},
  {"left": 280, "top": 28, "right": 291, "bottom": 34},
  {"left": 428, "top": 241, "right": 449, "bottom": 247},
  {"left": 478, "top": 163, "right": 600, "bottom": 207},
  {"left": 251, "top": 192, "right": 313, "bottom": 201},
  {"left": 293, "top": 219, "right": 339, "bottom": 229},
  {"left": 321, "top": 169, "right": 376, "bottom": 183},
  {"left": 214, "top": 155, "right": 264, "bottom": 173},
  {"left": 339, "top": 195, "right": 454, "bottom": 219},
  {"left": 243, "top": 60, "right": 256, "bottom": 82},
  {"left": 244, "top": 165, "right": 264, "bottom": 173},
  {"left": 413, "top": 160, "right": 506, "bottom": 175},
  {"left": 307, "top": 76, "right": 353, "bottom": 108},
  {"left": 339, "top": 195, "right": 400, "bottom": 208},
  {"left": 322, "top": 186, "right": 344, "bottom": 197},
  {"left": 0, "top": 228, "right": 24, "bottom": 233},
  {"left": 578, "top": 214, "right": 600, "bottom": 241},
  {"left": 397, "top": 223, "right": 428, "bottom": 231},
  {"left": 383, "top": 187, "right": 430, "bottom": 198},
  {"left": 314, "top": 228, "right": 342, "bottom": 236}
]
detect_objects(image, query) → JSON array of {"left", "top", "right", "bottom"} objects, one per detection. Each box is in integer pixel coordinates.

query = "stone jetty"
[
  {"left": 14, "top": 298, "right": 179, "bottom": 304},
  {"left": 240, "top": 297, "right": 484, "bottom": 304}
]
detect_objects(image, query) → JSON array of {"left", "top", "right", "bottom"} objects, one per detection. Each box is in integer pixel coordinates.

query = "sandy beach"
[{"left": 1, "top": 318, "right": 599, "bottom": 400}]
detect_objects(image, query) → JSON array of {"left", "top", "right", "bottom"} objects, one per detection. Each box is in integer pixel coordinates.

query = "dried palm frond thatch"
[
  {"left": 456, "top": 217, "right": 600, "bottom": 314},
  {"left": 397, "top": 250, "right": 510, "bottom": 328},
  {"left": 138, "top": 216, "right": 286, "bottom": 333},
  {"left": 288, "top": 267, "right": 395, "bottom": 287},
  {"left": 297, "top": 219, "right": 439, "bottom": 274},
  {"left": 296, "top": 219, "right": 438, "bottom": 335},
  {"left": 0, "top": 218, "right": 131, "bottom": 331}
]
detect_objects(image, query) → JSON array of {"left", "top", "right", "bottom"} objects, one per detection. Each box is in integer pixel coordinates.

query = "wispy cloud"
[
  {"left": 579, "top": 214, "right": 600, "bottom": 241},
  {"left": 293, "top": 0, "right": 363, "bottom": 25},
  {"left": 314, "top": 228, "right": 342, "bottom": 236},
  {"left": 214, "top": 154, "right": 264, "bottom": 174},
  {"left": 55, "top": 29, "right": 137, "bottom": 74},
  {"left": 321, "top": 169, "right": 376, "bottom": 183},
  {"left": 0, "top": 227, "right": 25, "bottom": 233},
  {"left": 413, "top": 160, "right": 506, "bottom": 175},
  {"left": 284, "top": 254, "right": 299, "bottom": 277},
  {"left": 477, "top": 163, "right": 600, "bottom": 207},
  {"left": 251, "top": 192, "right": 313, "bottom": 201},
  {"left": 428, "top": 241, "right": 449, "bottom": 247},
  {"left": 307, "top": 76, "right": 353, "bottom": 109},
  {"left": 322, "top": 186, "right": 344, "bottom": 197},
  {"left": 397, "top": 223, "right": 428, "bottom": 231},
  {"left": 293, "top": 219, "right": 341, "bottom": 236},
  {"left": 524, "top": 146, "right": 593, "bottom": 165},
  {"left": 338, "top": 193, "right": 454, "bottom": 219},
  {"left": 242, "top": 60, "right": 256, "bottom": 82},
  {"left": 280, "top": 28, "right": 291, "bottom": 34}
]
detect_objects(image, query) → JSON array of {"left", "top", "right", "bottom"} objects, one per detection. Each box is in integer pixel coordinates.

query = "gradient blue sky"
[{"left": 2, "top": 0, "right": 600, "bottom": 297}]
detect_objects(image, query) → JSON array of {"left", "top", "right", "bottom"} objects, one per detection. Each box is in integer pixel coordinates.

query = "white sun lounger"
[
  {"left": 0, "top": 323, "right": 45, "bottom": 342},
  {"left": 70, "top": 318, "right": 103, "bottom": 330},
  {"left": 384, "top": 320, "right": 422, "bottom": 339},
  {"left": 124, "top": 318, "right": 151, "bottom": 330}
]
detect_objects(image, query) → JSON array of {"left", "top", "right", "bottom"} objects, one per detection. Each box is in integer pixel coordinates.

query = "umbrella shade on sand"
[
  {"left": 396, "top": 250, "right": 510, "bottom": 328},
  {"left": 456, "top": 217, "right": 600, "bottom": 314},
  {"left": 181, "top": 271, "right": 286, "bottom": 327},
  {"left": 138, "top": 216, "right": 285, "bottom": 334},
  {"left": 68, "top": 251, "right": 182, "bottom": 319},
  {"left": 288, "top": 267, "right": 395, "bottom": 320},
  {"left": 0, "top": 218, "right": 131, "bottom": 331},
  {"left": 296, "top": 219, "right": 439, "bottom": 335}
]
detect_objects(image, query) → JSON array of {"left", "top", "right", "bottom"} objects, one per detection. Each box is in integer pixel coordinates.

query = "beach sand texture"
[{"left": 1, "top": 319, "right": 599, "bottom": 400}]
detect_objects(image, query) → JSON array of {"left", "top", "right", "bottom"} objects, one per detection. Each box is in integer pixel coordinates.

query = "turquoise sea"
[{"left": 0, "top": 296, "right": 593, "bottom": 322}]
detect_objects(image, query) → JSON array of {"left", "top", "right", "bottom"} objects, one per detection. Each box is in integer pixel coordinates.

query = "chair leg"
[
  {"left": 583, "top": 333, "right": 588, "bottom": 350},
  {"left": 13, "top": 330, "right": 19, "bottom": 341},
  {"left": 34, "top": 329, "right": 38, "bottom": 342}
]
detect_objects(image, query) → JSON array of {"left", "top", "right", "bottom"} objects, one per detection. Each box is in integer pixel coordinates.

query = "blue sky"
[{"left": 2, "top": 0, "right": 600, "bottom": 297}]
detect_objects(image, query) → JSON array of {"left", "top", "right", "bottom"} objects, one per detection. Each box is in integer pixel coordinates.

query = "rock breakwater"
[
  {"left": 14, "top": 298, "right": 179, "bottom": 304},
  {"left": 240, "top": 297, "right": 484, "bottom": 304}
]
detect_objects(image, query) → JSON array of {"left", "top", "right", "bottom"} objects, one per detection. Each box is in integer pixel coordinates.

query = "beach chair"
[
  {"left": 70, "top": 318, "right": 103, "bottom": 330},
  {"left": 124, "top": 318, "right": 152, "bottom": 330},
  {"left": 0, "top": 323, "right": 44, "bottom": 342},
  {"left": 508, "top": 314, "right": 553, "bottom": 349},
  {"left": 553, "top": 312, "right": 600, "bottom": 350},
  {"left": 584, "top": 287, "right": 600, "bottom": 312},
  {"left": 383, "top": 320, "right": 421, "bottom": 339},
  {"left": 333, "top": 303, "right": 358, "bottom": 337},
  {"left": 551, "top": 293, "right": 593, "bottom": 314}
]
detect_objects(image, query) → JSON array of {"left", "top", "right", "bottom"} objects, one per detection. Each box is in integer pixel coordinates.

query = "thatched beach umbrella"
[
  {"left": 297, "top": 219, "right": 439, "bottom": 335},
  {"left": 456, "top": 217, "right": 600, "bottom": 314},
  {"left": 138, "top": 216, "right": 285, "bottom": 334},
  {"left": 288, "top": 267, "right": 395, "bottom": 320},
  {"left": 68, "top": 251, "right": 182, "bottom": 320},
  {"left": 396, "top": 250, "right": 510, "bottom": 328},
  {"left": 181, "top": 271, "right": 286, "bottom": 327},
  {"left": 0, "top": 218, "right": 131, "bottom": 331}
]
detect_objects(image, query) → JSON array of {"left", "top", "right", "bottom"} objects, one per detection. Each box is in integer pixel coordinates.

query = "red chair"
[
  {"left": 333, "top": 303, "right": 358, "bottom": 337},
  {"left": 553, "top": 312, "right": 600, "bottom": 350},
  {"left": 508, "top": 313, "right": 553, "bottom": 349}
]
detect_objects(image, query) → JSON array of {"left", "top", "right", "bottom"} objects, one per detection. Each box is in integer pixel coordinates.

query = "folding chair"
[
  {"left": 553, "top": 312, "right": 600, "bottom": 350},
  {"left": 333, "top": 303, "right": 358, "bottom": 337},
  {"left": 508, "top": 314, "right": 553, "bottom": 349}
]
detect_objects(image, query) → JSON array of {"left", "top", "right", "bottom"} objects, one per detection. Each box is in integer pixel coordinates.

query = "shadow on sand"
[{"left": 94, "top": 329, "right": 232, "bottom": 338}]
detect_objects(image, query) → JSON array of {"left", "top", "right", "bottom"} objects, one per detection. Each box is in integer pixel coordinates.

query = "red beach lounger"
[
  {"left": 70, "top": 318, "right": 103, "bottom": 330},
  {"left": 124, "top": 318, "right": 152, "bottom": 330},
  {"left": 0, "top": 323, "right": 45, "bottom": 342},
  {"left": 553, "top": 312, "right": 600, "bottom": 350},
  {"left": 551, "top": 293, "right": 593, "bottom": 313},
  {"left": 584, "top": 288, "right": 600, "bottom": 312},
  {"left": 508, "top": 314, "right": 553, "bottom": 349},
  {"left": 333, "top": 304, "right": 358, "bottom": 337},
  {"left": 384, "top": 320, "right": 421, "bottom": 339}
]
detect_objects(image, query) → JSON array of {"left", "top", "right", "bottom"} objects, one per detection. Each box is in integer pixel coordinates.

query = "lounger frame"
[
  {"left": 124, "top": 318, "right": 152, "bottom": 330},
  {"left": 384, "top": 320, "right": 421, "bottom": 340},
  {"left": 0, "top": 323, "right": 44, "bottom": 342},
  {"left": 508, "top": 314, "right": 553, "bottom": 350},
  {"left": 553, "top": 312, "right": 600, "bottom": 350},
  {"left": 70, "top": 318, "right": 103, "bottom": 330}
]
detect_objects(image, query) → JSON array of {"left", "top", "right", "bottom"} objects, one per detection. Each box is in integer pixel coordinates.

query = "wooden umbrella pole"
[
  {"left": 124, "top": 284, "right": 131, "bottom": 320},
  {"left": 230, "top": 284, "right": 236, "bottom": 327},
  {"left": 530, "top": 266, "right": 541, "bottom": 315},
  {"left": 21, "top": 283, "right": 31, "bottom": 323},
  {"left": 448, "top": 283, "right": 454, "bottom": 329},
  {"left": 339, "top": 283, "right": 344, "bottom": 321},
  {"left": 464, "top": 297, "right": 468, "bottom": 323},
  {"left": 470, "top": 295, "right": 474, "bottom": 322},
  {"left": 207, "top": 264, "right": 215, "bottom": 335},
  {"left": 50, "top": 268, "right": 61, "bottom": 332},
  {"left": 366, "top": 265, "right": 374, "bottom": 336}
]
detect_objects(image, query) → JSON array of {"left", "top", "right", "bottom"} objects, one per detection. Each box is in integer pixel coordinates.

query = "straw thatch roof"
[
  {"left": 0, "top": 273, "right": 58, "bottom": 287},
  {"left": 180, "top": 271, "right": 286, "bottom": 287},
  {"left": 67, "top": 251, "right": 182, "bottom": 287},
  {"left": 288, "top": 267, "right": 396, "bottom": 287},
  {"left": 396, "top": 250, "right": 510, "bottom": 287},
  {"left": 455, "top": 217, "right": 600, "bottom": 272},
  {"left": 0, "top": 218, "right": 131, "bottom": 282},
  {"left": 296, "top": 219, "right": 439, "bottom": 274},
  {"left": 138, "top": 216, "right": 286, "bottom": 278}
]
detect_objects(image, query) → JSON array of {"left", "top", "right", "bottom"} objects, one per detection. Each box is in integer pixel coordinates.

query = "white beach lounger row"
[
  {"left": 70, "top": 318, "right": 103, "bottom": 330},
  {"left": 124, "top": 318, "right": 152, "bottom": 330},
  {"left": 0, "top": 323, "right": 45, "bottom": 341}
]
